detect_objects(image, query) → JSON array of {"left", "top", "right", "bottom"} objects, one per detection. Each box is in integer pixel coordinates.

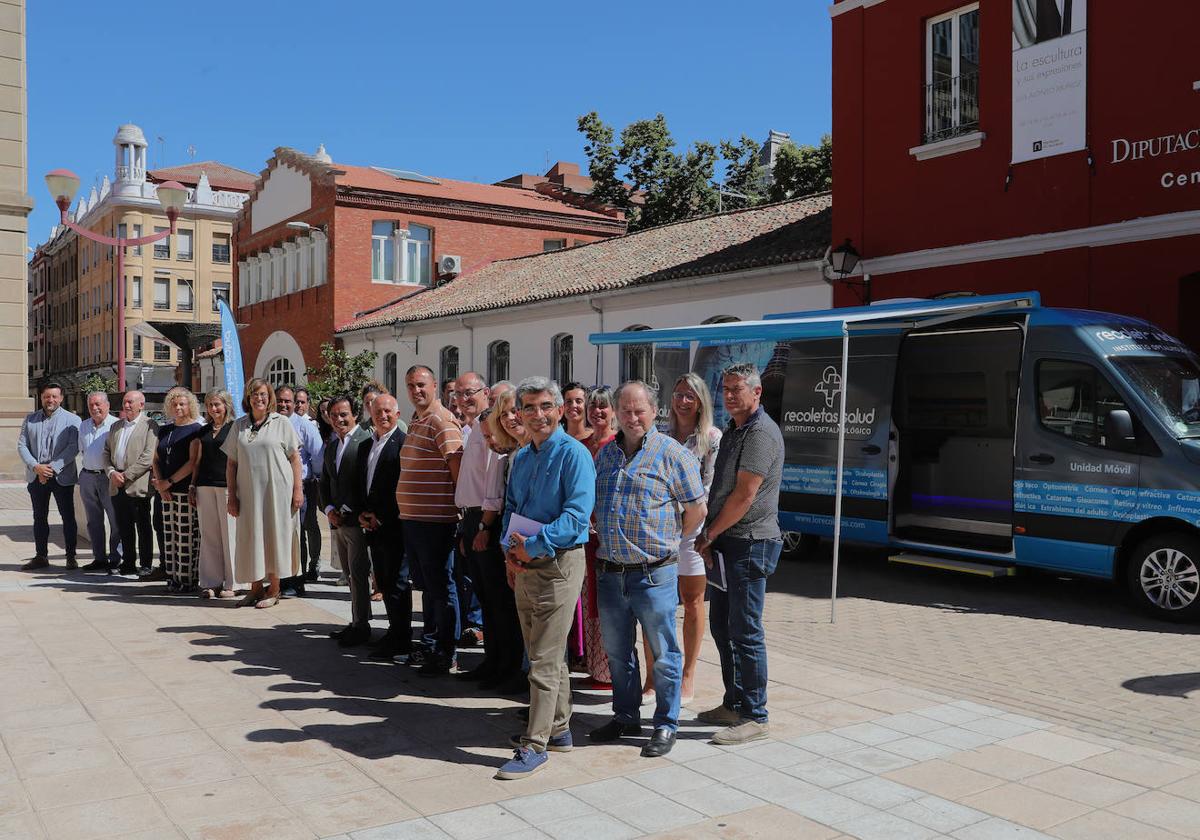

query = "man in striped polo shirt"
[{"left": 397, "top": 365, "right": 464, "bottom": 676}]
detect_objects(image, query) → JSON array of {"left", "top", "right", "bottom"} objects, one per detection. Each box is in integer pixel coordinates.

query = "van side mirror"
[{"left": 1105, "top": 409, "right": 1135, "bottom": 446}]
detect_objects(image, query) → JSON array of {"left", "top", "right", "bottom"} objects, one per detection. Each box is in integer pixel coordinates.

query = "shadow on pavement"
[{"left": 1123, "top": 672, "right": 1200, "bottom": 698}]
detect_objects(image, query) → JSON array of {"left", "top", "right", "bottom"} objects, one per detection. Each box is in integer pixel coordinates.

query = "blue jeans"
[
  {"left": 403, "top": 521, "right": 459, "bottom": 660},
  {"left": 709, "top": 535, "right": 781, "bottom": 723},
  {"left": 597, "top": 560, "right": 683, "bottom": 731},
  {"left": 28, "top": 479, "right": 77, "bottom": 561}
]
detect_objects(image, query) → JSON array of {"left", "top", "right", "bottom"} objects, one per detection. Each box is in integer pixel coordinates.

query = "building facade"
[
  {"left": 0, "top": 0, "right": 32, "bottom": 478},
  {"left": 232, "top": 145, "right": 627, "bottom": 388},
  {"left": 831, "top": 0, "right": 1200, "bottom": 347},
  {"left": 46, "top": 124, "right": 252, "bottom": 402},
  {"left": 338, "top": 195, "right": 832, "bottom": 416},
  {"left": 27, "top": 244, "right": 45, "bottom": 384}
]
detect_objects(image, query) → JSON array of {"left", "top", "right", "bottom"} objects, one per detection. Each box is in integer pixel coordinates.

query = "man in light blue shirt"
[
  {"left": 77, "top": 391, "right": 121, "bottom": 572},
  {"left": 277, "top": 386, "right": 323, "bottom": 595},
  {"left": 496, "top": 377, "right": 595, "bottom": 781},
  {"left": 16, "top": 382, "right": 80, "bottom": 571}
]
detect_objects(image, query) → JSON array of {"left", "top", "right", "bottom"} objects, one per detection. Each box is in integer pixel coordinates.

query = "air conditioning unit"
[{"left": 438, "top": 254, "right": 462, "bottom": 276}]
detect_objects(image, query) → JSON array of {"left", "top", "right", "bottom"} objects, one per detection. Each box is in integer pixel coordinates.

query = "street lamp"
[
  {"left": 823, "top": 238, "right": 870, "bottom": 304},
  {"left": 44, "top": 168, "right": 189, "bottom": 392}
]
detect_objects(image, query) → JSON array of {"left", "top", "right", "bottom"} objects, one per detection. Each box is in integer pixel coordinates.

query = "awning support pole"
[{"left": 830, "top": 326, "right": 851, "bottom": 624}]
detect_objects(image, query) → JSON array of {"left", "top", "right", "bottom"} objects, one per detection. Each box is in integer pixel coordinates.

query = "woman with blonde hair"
[
  {"left": 223, "top": 379, "right": 303, "bottom": 608},
  {"left": 188, "top": 390, "right": 239, "bottom": 598},
  {"left": 151, "top": 387, "right": 205, "bottom": 593},
  {"left": 643, "top": 372, "right": 722, "bottom": 703}
]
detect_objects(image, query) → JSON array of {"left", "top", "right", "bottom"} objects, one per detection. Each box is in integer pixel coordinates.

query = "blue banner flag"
[{"left": 218, "top": 299, "right": 245, "bottom": 418}]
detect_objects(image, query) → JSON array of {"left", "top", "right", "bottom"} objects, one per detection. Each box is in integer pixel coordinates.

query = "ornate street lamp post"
[{"left": 44, "top": 169, "right": 188, "bottom": 392}]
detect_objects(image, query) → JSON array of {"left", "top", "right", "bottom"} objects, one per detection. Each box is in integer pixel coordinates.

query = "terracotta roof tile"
[
  {"left": 334, "top": 162, "right": 620, "bottom": 221},
  {"left": 339, "top": 193, "right": 831, "bottom": 333},
  {"left": 148, "top": 161, "right": 257, "bottom": 192}
]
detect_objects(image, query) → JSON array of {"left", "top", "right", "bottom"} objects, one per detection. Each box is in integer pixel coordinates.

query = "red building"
[
  {"left": 233, "top": 145, "right": 626, "bottom": 385},
  {"left": 831, "top": 0, "right": 1200, "bottom": 347}
]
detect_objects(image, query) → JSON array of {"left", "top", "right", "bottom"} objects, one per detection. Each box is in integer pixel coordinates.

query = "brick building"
[
  {"left": 831, "top": 0, "right": 1200, "bottom": 347},
  {"left": 233, "top": 145, "right": 627, "bottom": 386}
]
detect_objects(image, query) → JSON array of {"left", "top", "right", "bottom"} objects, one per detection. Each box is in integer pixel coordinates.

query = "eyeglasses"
[
  {"left": 458, "top": 386, "right": 486, "bottom": 399},
  {"left": 519, "top": 402, "right": 558, "bottom": 415},
  {"left": 672, "top": 392, "right": 698, "bottom": 402}
]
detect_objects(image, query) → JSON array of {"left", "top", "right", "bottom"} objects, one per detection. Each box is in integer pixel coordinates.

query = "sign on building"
[{"left": 1011, "top": 0, "right": 1087, "bottom": 164}]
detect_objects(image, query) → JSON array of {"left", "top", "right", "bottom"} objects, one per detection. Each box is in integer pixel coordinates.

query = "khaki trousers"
[
  {"left": 195, "top": 486, "right": 237, "bottom": 590},
  {"left": 332, "top": 524, "right": 370, "bottom": 627},
  {"left": 515, "top": 547, "right": 585, "bottom": 752}
]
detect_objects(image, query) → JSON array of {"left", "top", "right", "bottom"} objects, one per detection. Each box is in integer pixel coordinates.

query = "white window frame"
[
  {"left": 924, "top": 3, "right": 980, "bottom": 144},
  {"left": 176, "top": 228, "right": 194, "bottom": 261},
  {"left": 153, "top": 277, "right": 170, "bottom": 310},
  {"left": 404, "top": 224, "right": 432, "bottom": 287}
]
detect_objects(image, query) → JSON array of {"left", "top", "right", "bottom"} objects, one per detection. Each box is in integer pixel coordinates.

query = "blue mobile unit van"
[{"left": 591, "top": 292, "right": 1200, "bottom": 621}]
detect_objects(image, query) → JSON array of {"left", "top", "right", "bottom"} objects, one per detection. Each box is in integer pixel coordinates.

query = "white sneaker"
[
  {"left": 712, "top": 720, "right": 769, "bottom": 745},
  {"left": 336, "top": 575, "right": 349, "bottom": 586}
]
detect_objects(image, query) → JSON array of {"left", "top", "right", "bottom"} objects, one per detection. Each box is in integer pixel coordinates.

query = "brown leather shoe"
[{"left": 21, "top": 556, "right": 49, "bottom": 571}]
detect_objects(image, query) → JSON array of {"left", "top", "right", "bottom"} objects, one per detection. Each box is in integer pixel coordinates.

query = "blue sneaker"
[
  {"left": 509, "top": 730, "right": 573, "bottom": 752},
  {"left": 495, "top": 747, "right": 548, "bottom": 780}
]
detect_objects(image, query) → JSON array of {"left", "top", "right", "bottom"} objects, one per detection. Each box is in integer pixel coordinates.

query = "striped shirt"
[
  {"left": 594, "top": 427, "right": 705, "bottom": 565},
  {"left": 396, "top": 403, "right": 463, "bottom": 523}
]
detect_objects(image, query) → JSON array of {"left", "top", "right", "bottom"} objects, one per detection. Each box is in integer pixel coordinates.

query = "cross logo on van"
[{"left": 815, "top": 365, "right": 842, "bottom": 408}]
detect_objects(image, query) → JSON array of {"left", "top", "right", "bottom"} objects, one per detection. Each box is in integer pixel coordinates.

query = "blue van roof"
[{"left": 590, "top": 292, "right": 1042, "bottom": 346}]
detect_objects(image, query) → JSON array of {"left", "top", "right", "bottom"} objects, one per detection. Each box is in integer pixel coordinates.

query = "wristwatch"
[{"left": 477, "top": 522, "right": 488, "bottom": 532}]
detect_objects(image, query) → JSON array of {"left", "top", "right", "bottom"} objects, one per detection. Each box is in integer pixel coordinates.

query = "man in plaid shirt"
[{"left": 590, "top": 381, "right": 706, "bottom": 758}]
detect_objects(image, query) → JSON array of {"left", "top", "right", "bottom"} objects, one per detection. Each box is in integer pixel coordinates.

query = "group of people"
[{"left": 17, "top": 360, "right": 784, "bottom": 781}]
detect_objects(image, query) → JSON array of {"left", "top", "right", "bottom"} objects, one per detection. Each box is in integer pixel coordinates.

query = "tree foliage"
[
  {"left": 302, "top": 343, "right": 378, "bottom": 403},
  {"left": 578, "top": 112, "right": 718, "bottom": 231},
  {"left": 768, "top": 134, "right": 833, "bottom": 202},
  {"left": 79, "top": 372, "right": 117, "bottom": 396},
  {"left": 578, "top": 114, "right": 831, "bottom": 229},
  {"left": 718, "top": 135, "right": 767, "bottom": 208}
]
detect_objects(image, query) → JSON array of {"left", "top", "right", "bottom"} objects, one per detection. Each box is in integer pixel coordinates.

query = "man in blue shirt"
[
  {"left": 277, "top": 386, "right": 323, "bottom": 596},
  {"left": 77, "top": 391, "right": 121, "bottom": 572},
  {"left": 591, "top": 381, "right": 706, "bottom": 758},
  {"left": 495, "top": 377, "right": 595, "bottom": 780},
  {"left": 16, "top": 382, "right": 80, "bottom": 570}
]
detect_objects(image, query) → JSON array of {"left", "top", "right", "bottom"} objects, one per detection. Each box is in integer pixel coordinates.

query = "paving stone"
[
  {"left": 539, "top": 812, "right": 639, "bottom": 840},
  {"left": 790, "top": 732, "right": 864, "bottom": 757},
  {"left": 350, "top": 819, "right": 452, "bottom": 840},
  {"left": 834, "top": 810, "right": 939, "bottom": 840},
  {"left": 686, "top": 751, "right": 764, "bottom": 782},
  {"left": 617, "top": 797, "right": 705, "bottom": 833},
  {"left": 787, "top": 789, "right": 877, "bottom": 826},
  {"left": 427, "top": 803, "right": 529, "bottom": 840},
  {"left": 1074, "top": 751, "right": 1196, "bottom": 788},
  {"left": 881, "top": 737, "right": 958, "bottom": 762},
  {"left": 913, "top": 704, "right": 985, "bottom": 726},
  {"left": 925, "top": 726, "right": 999, "bottom": 751},
  {"left": 565, "top": 776, "right": 661, "bottom": 811},
  {"left": 1022, "top": 765, "right": 1145, "bottom": 808},
  {"left": 726, "top": 769, "right": 820, "bottom": 809},
  {"left": 961, "top": 783, "right": 1091, "bottom": 830},
  {"left": 890, "top": 794, "right": 990, "bottom": 834},
  {"left": 736, "top": 740, "right": 817, "bottom": 769},
  {"left": 996, "top": 732, "right": 1110, "bottom": 764},
  {"left": 952, "top": 817, "right": 1058, "bottom": 839},
  {"left": 672, "top": 783, "right": 765, "bottom": 817},
  {"left": 783, "top": 757, "right": 872, "bottom": 788},
  {"left": 1109, "top": 790, "right": 1200, "bottom": 837},
  {"left": 874, "top": 713, "right": 945, "bottom": 736},
  {"left": 498, "top": 790, "right": 594, "bottom": 826},
  {"left": 831, "top": 722, "right": 907, "bottom": 747},
  {"left": 630, "top": 764, "right": 713, "bottom": 796},
  {"left": 946, "top": 746, "right": 1061, "bottom": 782},
  {"left": 885, "top": 759, "right": 1004, "bottom": 800},
  {"left": 833, "top": 776, "right": 923, "bottom": 810}
]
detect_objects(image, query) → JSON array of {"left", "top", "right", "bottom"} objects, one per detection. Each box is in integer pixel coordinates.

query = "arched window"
[
  {"left": 383, "top": 352, "right": 398, "bottom": 396},
  {"left": 702, "top": 315, "right": 741, "bottom": 324},
  {"left": 488, "top": 340, "right": 510, "bottom": 385},
  {"left": 551, "top": 333, "right": 573, "bottom": 384},
  {"left": 440, "top": 345, "right": 459, "bottom": 385},
  {"left": 266, "top": 357, "right": 296, "bottom": 389},
  {"left": 620, "top": 325, "right": 652, "bottom": 384}
]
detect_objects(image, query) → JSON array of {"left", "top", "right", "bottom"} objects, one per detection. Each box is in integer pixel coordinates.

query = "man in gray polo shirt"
[{"left": 694, "top": 362, "right": 784, "bottom": 745}]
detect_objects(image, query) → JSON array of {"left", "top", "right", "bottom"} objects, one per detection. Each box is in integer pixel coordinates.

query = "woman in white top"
[{"left": 644, "top": 373, "right": 722, "bottom": 705}]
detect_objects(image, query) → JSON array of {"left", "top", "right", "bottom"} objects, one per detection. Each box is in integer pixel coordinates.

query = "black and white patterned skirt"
[{"left": 162, "top": 496, "right": 200, "bottom": 591}]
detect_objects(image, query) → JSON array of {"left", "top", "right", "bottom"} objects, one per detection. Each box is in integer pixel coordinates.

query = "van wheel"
[
  {"left": 782, "top": 531, "right": 821, "bottom": 561},
  {"left": 1125, "top": 533, "right": 1200, "bottom": 622}
]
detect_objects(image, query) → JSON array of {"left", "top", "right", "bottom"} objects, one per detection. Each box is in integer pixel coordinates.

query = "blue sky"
[{"left": 28, "top": 0, "right": 831, "bottom": 246}]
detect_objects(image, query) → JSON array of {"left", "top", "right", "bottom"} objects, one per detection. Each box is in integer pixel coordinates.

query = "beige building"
[
  {"left": 64, "top": 124, "right": 253, "bottom": 400},
  {"left": 0, "top": 0, "right": 32, "bottom": 478}
]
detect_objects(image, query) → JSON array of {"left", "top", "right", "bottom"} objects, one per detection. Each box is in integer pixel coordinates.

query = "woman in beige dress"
[{"left": 222, "top": 378, "right": 303, "bottom": 609}]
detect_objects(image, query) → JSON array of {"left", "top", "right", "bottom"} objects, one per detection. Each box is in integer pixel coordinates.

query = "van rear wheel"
[{"left": 1125, "top": 533, "right": 1200, "bottom": 622}]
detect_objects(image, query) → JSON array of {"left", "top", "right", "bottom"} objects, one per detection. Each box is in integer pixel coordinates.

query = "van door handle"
[
  {"left": 861, "top": 444, "right": 882, "bottom": 455},
  {"left": 1029, "top": 453, "right": 1055, "bottom": 464}
]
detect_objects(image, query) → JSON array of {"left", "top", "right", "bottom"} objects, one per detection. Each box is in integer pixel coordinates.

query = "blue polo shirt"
[{"left": 502, "top": 427, "right": 595, "bottom": 559}]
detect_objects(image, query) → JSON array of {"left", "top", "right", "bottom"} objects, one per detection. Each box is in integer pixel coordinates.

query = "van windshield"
[{"left": 1111, "top": 355, "right": 1200, "bottom": 438}]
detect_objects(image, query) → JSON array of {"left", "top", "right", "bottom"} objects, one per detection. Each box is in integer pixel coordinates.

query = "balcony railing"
[
  {"left": 212, "top": 244, "right": 230, "bottom": 263},
  {"left": 153, "top": 243, "right": 170, "bottom": 259},
  {"left": 923, "top": 72, "right": 979, "bottom": 144}
]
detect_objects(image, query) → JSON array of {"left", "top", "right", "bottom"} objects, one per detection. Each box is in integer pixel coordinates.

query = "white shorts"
[{"left": 678, "top": 521, "right": 706, "bottom": 577}]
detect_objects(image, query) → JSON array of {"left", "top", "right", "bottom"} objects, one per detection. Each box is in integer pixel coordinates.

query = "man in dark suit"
[
  {"left": 16, "top": 382, "right": 79, "bottom": 570},
  {"left": 103, "top": 391, "right": 159, "bottom": 577},
  {"left": 357, "top": 394, "right": 411, "bottom": 661},
  {"left": 321, "top": 394, "right": 372, "bottom": 646}
]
